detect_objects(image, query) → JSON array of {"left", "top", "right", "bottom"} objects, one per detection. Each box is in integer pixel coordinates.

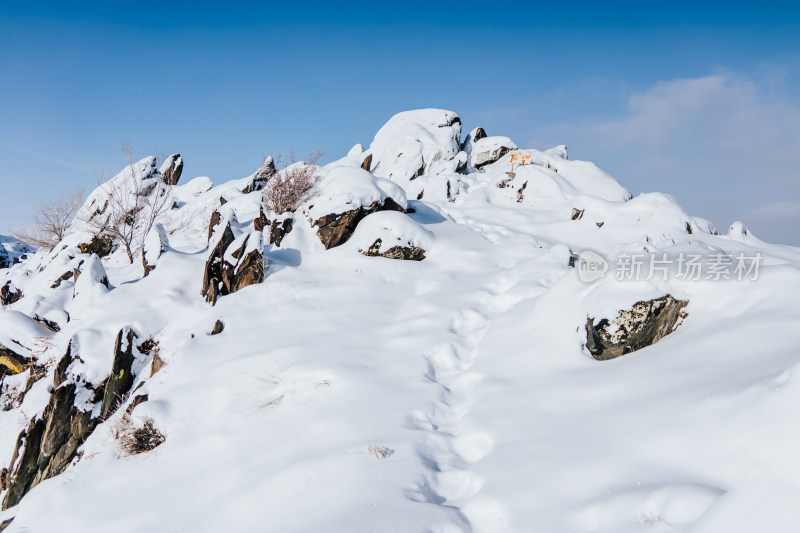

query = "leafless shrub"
[
  {"left": 262, "top": 149, "right": 324, "bottom": 215},
  {"left": 113, "top": 414, "right": 165, "bottom": 455},
  {"left": 12, "top": 188, "right": 84, "bottom": 250},
  {"left": 368, "top": 444, "right": 393, "bottom": 460},
  {"left": 81, "top": 141, "right": 174, "bottom": 264}
]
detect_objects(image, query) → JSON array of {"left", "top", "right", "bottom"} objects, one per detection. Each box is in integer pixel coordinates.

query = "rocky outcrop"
[
  {"left": 244, "top": 156, "right": 276, "bottom": 194},
  {"left": 0, "top": 282, "right": 22, "bottom": 306},
  {"left": 2, "top": 327, "right": 139, "bottom": 509},
  {"left": 201, "top": 222, "right": 235, "bottom": 306},
  {"left": 202, "top": 226, "right": 265, "bottom": 306},
  {"left": 159, "top": 154, "right": 183, "bottom": 186},
  {"left": 313, "top": 198, "right": 405, "bottom": 250},
  {"left": 142, "top": 224, "right": 169, "bottom": 277},
  {"left": 586, "top": 295, "right": 689, "bottom": 360},
  {"left": 253, "top": 208, "right": 293, "bottom": 247},
  {"left": 362, "top": 238, "right": 426, "bottom": 261}
]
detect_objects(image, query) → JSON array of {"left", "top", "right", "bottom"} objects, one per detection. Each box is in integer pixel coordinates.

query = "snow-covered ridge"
[{"left": 0, "top": 108, "right": 798, "bottom": 532}]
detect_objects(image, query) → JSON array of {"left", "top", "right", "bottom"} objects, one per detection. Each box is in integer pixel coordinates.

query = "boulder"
[
  {"left": 362, "top": 239, "right": 426, "bottom": 261},
  {"left": 314, "top": 198, "right": 405, "bottom": 250},
  {"left": 99, "top": 328, "right": 137, "bottom": 420},
  {"left": 78, "top": 235, "right": 113, "bottom": 258},
  {"left": 586, "top": 295, "right": 689, "bottom": 360},
  {"left": 0, "top": 282, "right": 22, "bottom": 306},
  {"left": 471, "top": 136, "right": 518, "bottom": 169},
  {"left": 222, "top": 231, "right": 265, "bottom": 294},
  {"left": 159, "top": 154, "right": 183, "bottom": 186},
  {"left": 367, "top": 109, "right": 463, "bottom": 183}
]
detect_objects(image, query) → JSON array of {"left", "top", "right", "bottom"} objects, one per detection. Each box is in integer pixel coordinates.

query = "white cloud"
[{"left": 528, "top": 72, "right": 800, "bottom": 245}]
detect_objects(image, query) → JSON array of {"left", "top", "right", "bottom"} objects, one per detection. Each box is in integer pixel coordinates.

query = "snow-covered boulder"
[
  {"left": 142, "top": 223, "right": 169, "bottom": 277},
  {"left": 308, "top": 166, "right": 407, "bottom": 249},
  {"left": 586, "top": 295, "right": 689, "bottom": 360},
  {"left": 368, "top": 109, "right": 464, "bottom": 183},
  {"left": 470, "top": 135, "right": 517, "bottom": 169},
  {"left": 350, "top": 211, "right": 434, "bottom": 261}
]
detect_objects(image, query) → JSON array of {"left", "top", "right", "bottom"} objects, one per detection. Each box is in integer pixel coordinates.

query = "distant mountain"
[{"left": 0, "top": 234, "right": 33, "bottom": 269}]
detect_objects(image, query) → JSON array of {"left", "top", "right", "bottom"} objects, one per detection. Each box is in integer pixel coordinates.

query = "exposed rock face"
[
  {"left": 210, "top": 320, "right": 224, "bottom": 335},
  {"left": 207, "top": 210, "right": 222, "bottom": 243},
  {"left": 0, "top": 282, "right": 22, "bottom": 306},
  {"left": 269, "top": 218, "right": 293, "bottom": 246},
  {"left": 362, "top": 238, "right": 426, "bottom": 261},
  {"left": 314, "top": 198, "right": 405, "bottom": 250},
  {"left": 99, "top": 328, "right": 137, "bottom": 420},
  {"left": 245, "top": 156, "right": 276, "bottom": 194},
  {"left": 361, "top": 153, "right": 373, "bottom": 171},
  {"left": 586, "top": 295, "right": 689, "bottom": 360},
  {"left": 201, "top": 222, "right": 235, "bottom": 306},
  {"left": 159, "top": 154, "right": 183, "bottom": 186},
  {"left": 471, "top": 136, "right": 518, "bottom": 169},
  {"left": 78, "top": 235, "right": 113, "bottom": 258},
  {"left": 202, "top": 226, "right": 264, "bottom": 306},
  {"left": 2, "top": 327, "right": 138, "bottom": 509},
  {"left": 253, "top": 207, "right": 269, "bottom": 232}
]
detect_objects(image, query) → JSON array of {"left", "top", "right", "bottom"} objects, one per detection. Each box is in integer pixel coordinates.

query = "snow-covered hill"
[
  {"left": 1, "top": 109, "right": 799, "bottom": 533},
  {"left": 0, "top": 237, "right": 32, "bottom": 270}
]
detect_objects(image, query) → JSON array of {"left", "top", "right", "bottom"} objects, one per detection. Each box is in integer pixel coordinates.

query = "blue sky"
[{"left": 2, "top": 1, "right": 800, "bottom": 243}]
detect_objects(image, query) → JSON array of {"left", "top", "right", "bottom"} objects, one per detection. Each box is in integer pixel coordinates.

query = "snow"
[{"left": 1, "top": 108, "right": 800, "bottom": 532}]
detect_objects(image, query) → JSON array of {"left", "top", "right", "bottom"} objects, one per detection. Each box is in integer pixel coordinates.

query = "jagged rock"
[
  {"left": 53, "top": 344, "right": 73, "bottom": 388},
  {"left": 571, "top": 208, "right": 585, "bottom": 220},
  {"left": 269, "top": 218, "right": 293, "bottom": 247},
  {"left": 99, "top": 328, "right": 137, "bottom": 420},
  {"left": 253, "top": 207, "right": 269, "bottom": 232},
  {"left": 210, "top": 320, "right": 224, "bottom": 335},
  {"left": 222, "top": 231, "right": 265, "bottom": 294},
  {"left": 50, "top": 271, "right": 74, "bottom": 289},
  {"left": 471, "top": 136, "right": 517, "bottom": 169},
  {"left": 202, "top": 227, "right": 264, "bottom": 305},
  {"left": 586, "top": 295, "right": 689, "bottom": 360},
  {"left": 78, "top": 235, "right": 113, "bottom": 258},
  {"left": 159, "top": 154, "right": 183, "bottom": 186},
  {"left": 201, "top": 222, "right": 235, "bottom": 305},
  {"left": 314, "top": 198, "right": 405, "bottom": 250},
  {"left": 361, "top": 153, "right": 373, "bottom": 171},
  {"left": 125, "top": 394, "right": 149, "bottom": 415},
  {"left": 0, "top": 282, "right": 22, "bottom": 305},
  {"left": 151, "top": 354, "right": 165, "bottom": 376},
  {"left": 362, "top": 238, "right": 426, "bottom": 261},
  {"left": 207, "top": 210, "right": 222, "bottom": 243}
]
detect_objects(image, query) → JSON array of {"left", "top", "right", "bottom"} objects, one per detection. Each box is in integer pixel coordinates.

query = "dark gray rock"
[
  {"left": 586, "top": 295, "right": 689, "bottom": 360},
  {"left": 362, "top": 238, "right": 426, "bottom": 261},
  {"left": 313, "top": 198, "right": 405, "bottom": 250}
]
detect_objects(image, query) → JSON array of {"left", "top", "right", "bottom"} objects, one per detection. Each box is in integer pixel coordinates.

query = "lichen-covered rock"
[
  {"left": 586, "top": 295, "right": 689, "bottom": 360},
  {"left": 99, "top": 328, "right": 137, "bottom": 420}
]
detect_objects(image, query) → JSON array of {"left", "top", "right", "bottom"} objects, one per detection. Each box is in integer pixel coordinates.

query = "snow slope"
[{"left": 1, "top": 109, "right": 799, "bottom": 533}]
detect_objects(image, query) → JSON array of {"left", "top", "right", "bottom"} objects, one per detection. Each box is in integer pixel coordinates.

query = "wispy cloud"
[
  {"left": 527, "top": 71, "right": 800, "bottom": 245},
  {"left": 4, "top": 145, "right": 91, "bottom": 174}
]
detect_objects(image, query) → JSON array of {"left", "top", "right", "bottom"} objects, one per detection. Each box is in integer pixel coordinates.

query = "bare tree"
[
  {"left": 12, "top": 188, "right": 85, "bottom": 250},
  {"left": 82, "top": 141, "right": 174, "bottom": 264},
  {"left": 262, "top": 149, "right": 324, "bottom": 215}
]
